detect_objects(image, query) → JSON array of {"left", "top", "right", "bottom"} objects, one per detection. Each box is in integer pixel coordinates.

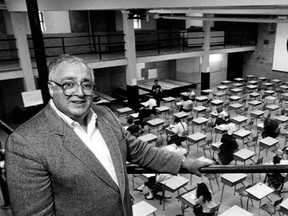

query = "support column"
[
  {"left": 122, "top": 10, "right": 139, "bottom": 111},
  {"left": 201, "top": 15, "right": 212, "bottom": 91},
  {"left": 10, "top": 12, "right": 36, "bottom": 91},
  {"left": 26, "top": 0, "right": 50, "bottom": 104}
]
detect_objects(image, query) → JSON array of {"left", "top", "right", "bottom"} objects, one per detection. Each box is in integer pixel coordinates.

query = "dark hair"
[
  {"left": 183, "top": 96, "right": 188, "bottom": 101},
  {"left": 127, "top": 118, "right": 133, "bottom": 125},
  {"left": 154, "top": 79, "right": 158, "bottom": 83},
  {"left": 196, "top": 183, "right": 212, "bottom": 203},
  {"left": 273, "top": 155, "right": 281, "bottom": 164},
  {"left": 174, "top": 118, "right": 181, "bottom": 124},
  {"left": 216, "top": 106, "right": 223, "bottom": 113}
]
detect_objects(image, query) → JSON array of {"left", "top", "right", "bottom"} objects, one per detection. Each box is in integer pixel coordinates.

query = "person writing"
[
  {"left": 151, "top": 79, "right": 162, "bottom": 107},
  {"left": 5, "top": 54, "right": 211, "bottom": 216},
  {"left": 138, "top": 96, "right": 157, "bottom": 127},
  {"left": 126, "top": 117, "right": 143, "bottom": 137},
  {"left": 265, "top": 155, "right": 285, "bottom": 191},
  {"left": 167, "top": 118, "right": 188, "bottom": 147},
  {"left": 213, "top": 106, "right": 229, "bottom": 127},
  {"left": 262, "top": 117, "right": 280, "bottom": 139},
  {"left": 193, "top": 182, "right": 216, "bottom": 216}
]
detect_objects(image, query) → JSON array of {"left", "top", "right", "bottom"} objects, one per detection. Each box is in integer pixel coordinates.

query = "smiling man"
[{"left": 5, "top": 54, "right": 211, "bottom": 216}]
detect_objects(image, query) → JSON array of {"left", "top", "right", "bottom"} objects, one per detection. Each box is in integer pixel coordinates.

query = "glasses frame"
[{"left": 49, "top": 80, "right": 95, "bottom": 96}]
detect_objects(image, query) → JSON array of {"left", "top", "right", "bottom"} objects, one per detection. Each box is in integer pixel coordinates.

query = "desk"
[
  {"left": 280, "top": 197, "right": 288, "bottom": 215},
  {"left": 259, "top": 136, "right": 278, "bottom": 156},
  {"left": 195, "top": 96, "right": 208, "bottom": 105},
  {"left": 229, "top": 103, "right": 243, "bottom": 115},
  {"left": 202, "top": 89, "right": 213, "bottom": 95},
  {"left": 258, "top": 76, "right": 267, "bottom": 81},
  {"left": 192, "top": 106, "right": 207, "bottom": 117},
  {"left": 263, "top": 90, "right": 275, "bottom": 96},
  {"left": 233, "top": 148, "right": 255, "bottom": 164},
  {"left": 266, "top": 96, "right": 277, "bottom": 105},
  {"left": 246, "top": 75, "right": 255, "bottom": 80},
  {"left": 217, "top": 85, "right": 228, "bottom": 91},
  {"left": 147, "top": 118, "right": 165, "bottom": 132},
  {"left": 233, "top": 129, "right": 251, "bottom": 148},
  {"left": 250, "top": 110, "right": 264, "bottom": 123},
  {"left": 173, "top": 111, "right": 189, "bottom": 120},
  {"left": 220, "top": 173, "right": 247, "bottom": 202},
  {"left": 280, "top": 85, "right": 288, "bottom": 92},
  {"left": 161, "top": 175, "right": 189, "bottom": 210},
  {"left": 214, "top": 91, "right": 226, "bottom": 99},
  {"left": 266, "top": 104, "right": 280, "bottom": 114},
  {"left": 271, "top": 79, "right": 281, "bottom": 84},
  {"left": 187, "top": 132, "right": 206, "bottom": 154},
  {"left": 229, "top": 95, "right": 242, "bottom": 103},
  {"left": 221, "top": 80, "right": 232, "bottom": 85},
  {"left": 248, "top": 100, "right": 261, "bottom": 110},
  {"left": 211, "top": 142, "right": 222, "bottom": 157},
  {"left": 220, "top": 205, "right": 253, "bottom": 216},
  {"left": 232, "top": 83, "right": 244, "bottom": 88},
  {"left": 138, "top": 133, "right": 158, "bottom": 143},
  {"left": 275, "top": 115, "right": 288, "bottom": 124},
  {"left": 177, "top": 189, "right": 196, "bottom": 215},
  {"left": 192, "top": 117, "right": 208, "bottom": 133},
  {"left": 214, "top": 125, "right": 227, "bottom": 142},
  {"left": 132, "top": 201, "right": 157, "bottom": 216},
  {"left": 246, "top": 85, "right": 258, "bottom": 91},
  {"left": 262, "top": 82, "right": 274, "bottom": 89},
  {"left": 155, "top": 106, "right": 170, "bottom": 117},
  {"left": 231, "top": 88, "right": 242, "bottom": 95},
  {"left": 231, "top": 115, "right": 248, "bottom": 129},
  {"left": 116, "top": 107, "right": 133, "bottom": 118},
  {"left": 246, "top": 182, "right": 274, "bottom": 215},
  {"left": 235, "top": 77, "right": 244, "bottom": 82},
  {"left": 247, "top": 80, "right": 258, "bottom": 85},
  {"left": 162, "top": 96, "right": 175, "bottom": 106},
  {"left": 210, "top": 99, "right": 224, "bottom": 107}
]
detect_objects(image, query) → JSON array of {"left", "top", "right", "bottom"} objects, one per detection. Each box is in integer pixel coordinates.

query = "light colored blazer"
[{"left": 6, "top": 104, "right": 182, "bottom": 216}]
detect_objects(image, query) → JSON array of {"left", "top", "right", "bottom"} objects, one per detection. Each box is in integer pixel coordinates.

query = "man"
[
  {"left": 5, "top": 54, "right": 211, "bottom": 216},
  {"left": 151, "top": 79, "right": 162, "bottom": 107},
  {"left": 0, "top": 144, "right": 10, "bottom": 209}
]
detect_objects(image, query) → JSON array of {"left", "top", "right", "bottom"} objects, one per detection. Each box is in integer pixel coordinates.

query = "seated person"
[
  {"left": 266, "top": 155, "right": 285, "bottom": 191},
  {"left": 167, "top": 118, "right": 188, "bottom": 147},
  {"left": 213, "top": 107, "right": 229, "bottom": 127},
  {"left": 138, "top": 97, "right": 157, "bottom": 127},
  {"left": 179, "top": 96, "right": 193, "bottom": 112},
  {"left": 193, "top": 182, "right": 216, "bottom": 216},
  {"left": 126, "top": 118, "right": 143, "bottom": 137},
  {"left": 262, "top": 117, "right": 280, "bottom": 138},
  {"left": 187, "top": 88, "right": 196, "bottom": 101},
  {"left": 216, "top": 123, "right": 238, "bottom": 165}
]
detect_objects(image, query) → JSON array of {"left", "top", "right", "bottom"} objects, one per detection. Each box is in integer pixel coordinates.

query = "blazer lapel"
[
  {"left": 97, "top": 116, "right": 126, "bottom": 200},
  {"left": 45, "top": 105, "right": 119, "bottom": 192}
]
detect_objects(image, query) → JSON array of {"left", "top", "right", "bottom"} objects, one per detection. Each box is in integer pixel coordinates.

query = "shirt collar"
[{"left": 49, "top": 99, "right": 97, "bottom": 128}]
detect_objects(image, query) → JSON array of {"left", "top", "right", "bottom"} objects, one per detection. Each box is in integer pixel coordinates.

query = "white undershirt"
[{"left": 50, "top": 100, "right": 118, "bottom": 186}]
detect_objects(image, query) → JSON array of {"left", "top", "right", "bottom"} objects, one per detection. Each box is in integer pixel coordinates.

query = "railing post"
[
  {"left": 97, "top": 35, "right": 102, "bottom": 60},
  {"left": 182, "top": 31, "right": 185, "bottom": 52},
  {"left": 61, "top": 37, "right": 66, "bottom": 54},
  {"left": 157, "top": 33, "right": 160, "bottom": 54}
]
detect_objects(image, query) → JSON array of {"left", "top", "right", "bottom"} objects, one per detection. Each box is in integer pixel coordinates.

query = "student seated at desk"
[
  {"left": 138, "top": 97, "right": 157, "bottom": 127},
  {"left": 192, "top": 182, "right": 216, "bottom": 216},
  {"left": 262, "top": 117, "right": 280, "bottom": 139},
  {"left": 179, "top": 96, "right": 193, "bottom": 112},
  {"left": 167, "top": 118, "right": 188, "bottom": 147},
  {"left": 214, "top": 123, "right": 238, "bottom": 165},
  {"left": 213, "top": 107, "right": 229, "bottom": 127},
  {"left": 126, "top": 118, "right": 143, "bottom": 137},
  {"left": 265, "top": 155, "right": 285, "bottom": 191},
  {"left": 187, "top": 88, "right": 196, "bottom": 101}
]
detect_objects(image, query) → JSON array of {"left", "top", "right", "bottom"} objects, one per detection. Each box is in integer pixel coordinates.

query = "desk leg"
[{"left": 220, "top": 184, "right": 225, "bottom": 202}]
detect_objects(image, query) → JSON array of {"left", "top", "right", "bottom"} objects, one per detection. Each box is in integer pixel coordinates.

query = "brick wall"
[{"left": 243, "top": 23, "right": 288, "bottom": 81}]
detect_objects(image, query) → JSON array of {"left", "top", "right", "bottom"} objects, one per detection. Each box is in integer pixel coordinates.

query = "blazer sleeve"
[{"left": 5, "top": 132, "right": 55, "bottom": 216}]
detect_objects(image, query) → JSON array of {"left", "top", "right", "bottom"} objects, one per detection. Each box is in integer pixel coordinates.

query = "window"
[
  {"left": 133, "top": 16, "right": 141, "bottom": 29},
  {"left": 38, "top": 11, "right": 46, "bottom": 32}
]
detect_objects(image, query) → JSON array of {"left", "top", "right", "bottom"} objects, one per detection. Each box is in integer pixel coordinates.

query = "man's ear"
[{"left": 48, "top": 82, "right": 54, "bottom": 97}]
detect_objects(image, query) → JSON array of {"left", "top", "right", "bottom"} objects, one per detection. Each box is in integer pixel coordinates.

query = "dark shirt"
[
  {"left": 218, "top": 134, "right": 238, "bottom": 165},
  {"left": 262, "top": 118, "right": 279, "bottom": 138},
  {"left": 126, "top": 124, "right": 141, "bottom": 136}
]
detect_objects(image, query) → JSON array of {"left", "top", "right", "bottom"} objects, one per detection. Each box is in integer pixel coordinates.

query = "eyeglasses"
[{"left": 49, "top": 80, "right": 95, "bottom": 96}]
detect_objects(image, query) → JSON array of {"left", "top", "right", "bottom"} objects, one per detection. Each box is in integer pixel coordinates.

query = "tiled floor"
[{"left": 1, "top": 87, "right": 288, "bottom": 215}]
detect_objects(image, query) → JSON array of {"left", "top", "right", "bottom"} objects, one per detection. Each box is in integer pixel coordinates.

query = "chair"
[
  {"left": 279, "top": 173, "right": 288, "bottom": 194},
  {"left": 208, "top": 203, "right": 221, "bottom": 216},
  {"left": 203, "top": 173, "right": 220, "bottom": 195},
  {"left": 243, "top": 119, "right": 254, "bottom": 130},
  {"left": 244, "top": 134, "right": 258, "bottom": 153},
  {"left": 250, "top": 157, "right": 263, "bottom": 183},
  {"left": 260, "top": 197, "right": 283, "bottom": 216},
  {"left": 158, "top": 123, "right": 169, "bottom": 141},
  {"left": 202, "top": 122, "right": 214, "bottom": 137},
  {"left": 200, "top": 138, "right": 213, "bottom": 158},
  {"left": 235, "top": 183, "right": 256, "bottom": 209}
]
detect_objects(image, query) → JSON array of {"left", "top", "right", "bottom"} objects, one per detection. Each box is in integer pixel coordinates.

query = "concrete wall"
[{"left": 243, "top": 23, "right": 288, "bottom": 82}]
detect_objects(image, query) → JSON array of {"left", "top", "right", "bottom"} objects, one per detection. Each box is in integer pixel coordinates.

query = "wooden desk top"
[
  {"left": 233, "top": 129, "right": 251, "bottom": 138},
  {"left": 162, "top": 96, "right": 175, "bottom": 102},
  {"left": 258, "top": 76, "right": 267, "bottom": 80},
  {"left": 195, "top": 96, "right": 208, "bottom": 101},
  {"left": 229, "top": 95, "right": 242, "bottom": 101},
  {"left": 247, "top": 80, "right": 258, "bottom": 85},
  {"left": 264, "top": 90, "right": 275, "bottom": 95},
  {"left": 271, "top": 79, "right": 281, "bottom": 83},
  {"left": 147, "top": 118, "right": 165, "bottom": 126},
  {"left": 192, "top": 106, "right": 207, "bottom": 112},
  {"left": 138, "top": 133, "right": 158, "bottom": 143},
  {"left": 132, "top": 201, "right": 157, "bottom": 216},
  {"left": 155, "top": 106, "right": 170, "bottom": 112},
  {"left": 260, "top": 136, "right": 278, "bottom": 147},
  {"left": 220, "top": 205, "right": 253, "bottom": 216},
  {"left": 229, "top": 103, "right": 243, "bottom": 109},
  {"left": 275, "top": 115, "right": 288, "bottom": 123},
  {"left": 266, "top": 104, "right": 280, "bottom": 110},
  {"left": 231, "top": 115, "right": 247, "bottom": 123},
  {"left": 232, "top": 83, "right": 244, "bottom": 87},
  {"left": 246, "top": 85, "right": 258, "bottom": 89},
  {"left": 187, "top": 132, "right": 206, "bottom": 142},
  {"left": 173, "top": 111, "right": 189, "bottom": 119},
  {"left": 221, "top": 173, "right": 247, "bottom": 186},
  {"left": 217, "top": 85, "right": 228, "bottom": 90},
  {"left": 178, "top": 189, "right": 196, "bottom": 206},
  {"left": 161, "top": 175, "right": 189, "bottom": 191},
  {"left": 235, "top": 77, "right": 244, "bottom": 82},
  {"left": 192, "top": 117, "right": 208, "bottom": 125},
  {"left": 262, "top": 82, "right": 273, "bottom": 87},
  {"left": 248, "top": 100, "right": 261, "bottom": 106},
  {"left": 280, "top": 197, "right": 288, "bottom": 214},
  {"left": 250, "top": 110, "right": 264, "bottom": 116},
  {"left": 233, "top": 148, "right": 255, "bottom": 161},
  {"left": 280, "top": 85, "right": 288, "bottom": 89},
  {"left": 221, "top": 80, "right": 232, "bottom": 85},
  {"left": 230, "top": 88, "right": 242, "bottom": 93},
  {"left": 246, "top": 182, "right": 274, "bottom": 200},
  {"left": 210, "top": 99, "right": 224, "bottom": 105},
  {"left": 202, "top": 89, "right": 213, "bottom": 93},
  {"left": 116, "top": 107, "right": 133, "bottom": 113}
]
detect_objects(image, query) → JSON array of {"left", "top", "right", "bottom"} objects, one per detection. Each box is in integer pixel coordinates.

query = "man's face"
[{"left": 48, "top": 61, "right": 94, "bottom": 123}]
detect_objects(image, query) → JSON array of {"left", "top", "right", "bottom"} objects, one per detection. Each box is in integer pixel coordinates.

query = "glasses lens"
[
  {"left": 81, "top": 82, "right": 94, "bottom": 95},
  {"left": 62, "top": 81, "right": 94, "bottom": 96}
]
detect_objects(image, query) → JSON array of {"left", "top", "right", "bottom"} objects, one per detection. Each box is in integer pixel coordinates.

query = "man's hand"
[{"left": 182, "top": 156, "right": 213, "bottom": 177}]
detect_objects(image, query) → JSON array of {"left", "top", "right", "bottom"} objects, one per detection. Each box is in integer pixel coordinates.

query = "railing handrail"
[{"left": 127, "top": 164, "right": 288, "bottom": 174}]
